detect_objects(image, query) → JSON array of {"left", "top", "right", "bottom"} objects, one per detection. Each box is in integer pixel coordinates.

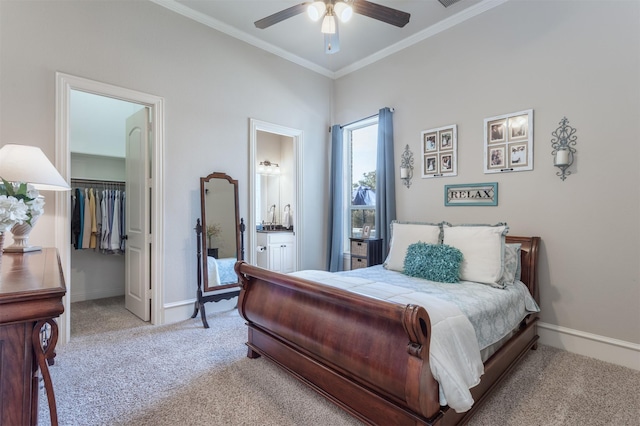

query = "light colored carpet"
[{"left": 39, "top": 297, "right": 640, "bottom": 425}]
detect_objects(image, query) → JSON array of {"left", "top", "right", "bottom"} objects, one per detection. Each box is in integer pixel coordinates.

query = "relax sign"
[{"left": 445, "top": 183, "right": 498, "bottom": 206}]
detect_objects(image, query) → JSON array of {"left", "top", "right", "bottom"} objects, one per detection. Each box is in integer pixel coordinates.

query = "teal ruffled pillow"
[{"left": 403, "top": 242, "right": 463, "bottom": 283}]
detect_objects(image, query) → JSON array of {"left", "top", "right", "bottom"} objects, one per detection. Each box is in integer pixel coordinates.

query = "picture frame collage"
[
  {"left": 421, "top": 124, "right": 457, "bottom": 178},
  {"left": 483, "top": 109, "right": 534, "bottom": 173}
]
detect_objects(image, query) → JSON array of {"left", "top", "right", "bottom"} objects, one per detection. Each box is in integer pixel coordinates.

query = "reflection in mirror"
[
  {"left": 200, "top": 172, "right": 241, "bottom": 292},
  {"left": 256, "top": 171, "right": 281, "bottom": 228}
]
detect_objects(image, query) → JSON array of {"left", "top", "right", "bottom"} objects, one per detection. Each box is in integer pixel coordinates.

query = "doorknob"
[{"left": 122, "top": 235, "right": 128, "bottom": 240}]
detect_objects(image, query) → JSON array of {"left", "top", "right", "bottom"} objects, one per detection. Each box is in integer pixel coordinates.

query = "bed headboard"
[{"left": 505, "top": 236, "right": 540, "bottom": 303}]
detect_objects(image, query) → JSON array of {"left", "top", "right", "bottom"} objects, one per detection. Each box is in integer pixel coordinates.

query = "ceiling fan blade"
[
  {"left": 254, "top": 2, "right": 309, "bottom": 29},
  {"left": 352, "top": 0, "right": 411, "bottom": 28}
]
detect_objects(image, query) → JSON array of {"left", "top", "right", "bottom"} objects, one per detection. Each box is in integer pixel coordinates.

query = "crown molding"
[{"left": 151, "top": 0, "right": 510, "bottom": 80}]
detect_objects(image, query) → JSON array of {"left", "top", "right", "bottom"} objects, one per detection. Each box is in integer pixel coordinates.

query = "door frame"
[
  {"left": 55, "top": 72, "right": 165, "bottom": 344},
  {"left": 249, "top": 119, "right": 303, "bottom": 269}
]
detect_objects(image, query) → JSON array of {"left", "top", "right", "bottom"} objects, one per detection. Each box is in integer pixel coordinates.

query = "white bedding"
[
  {"left": 290, "top": 270, "right": 484, "bottom": 413},
  {"left": 207, "top": 257, "right": 237, "bottom": 286}
]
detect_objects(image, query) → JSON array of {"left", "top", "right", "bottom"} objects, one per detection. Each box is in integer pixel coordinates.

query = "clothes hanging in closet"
[{"left": 71, "top": 185, "right": 126, "bottom": 253}]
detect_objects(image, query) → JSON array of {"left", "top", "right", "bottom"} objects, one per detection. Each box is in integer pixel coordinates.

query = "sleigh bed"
[{"left": 235, "top": 232, "right": 540, "bottom": 425}]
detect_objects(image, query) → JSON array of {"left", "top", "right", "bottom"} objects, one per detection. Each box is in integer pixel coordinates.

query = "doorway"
[
  {"left": 55, "top": 73, "right": 165, "bottom": 344},
  {"left": 249, "top": 119, "right": 303, "bottom": 269},
  {"left": 69, "top": 91, "right": 148, "bottom": 327}
]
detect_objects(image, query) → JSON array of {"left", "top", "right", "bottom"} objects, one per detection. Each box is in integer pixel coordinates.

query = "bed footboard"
[{"left": 236, "top": 262, "right": 443, "bottom": 424}]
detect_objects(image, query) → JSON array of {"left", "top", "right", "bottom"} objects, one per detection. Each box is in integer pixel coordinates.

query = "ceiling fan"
[{"left": 254, "top": 1, "right": 411, "bottom": 54}]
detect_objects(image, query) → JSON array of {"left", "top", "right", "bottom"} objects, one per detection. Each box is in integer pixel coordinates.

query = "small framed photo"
[
  {"left": 423, "top": 132, "right": 437, "bottom": 152},
  {"left": 440, "top": 153, "right": 453, "bottom": 172},
  {"left": 421, "top": 124, "right": 457, "bottom": 178},
  {"left": 362, "top": 225, "right": 371, "bottom": 239},
  {"left": 484, "top": 109, "right": 533, "bottom": 173},
  {"left": 508, "top": 114, "right": 528, "bottom": 140},
  {"left": 488, "top": 119, "right": 506, "bottom": 143},
  {"left": 440, "top": 130, "right": 453, "bottom": 150},
  {"left": 488, "top": 146, "right": 506, "bottom": 170},
  {"left": 424, "top": 155, "right": 438, "bottom": 173},
  {"left": 509, "top": 143, "right": 528, "bottom": 168}
]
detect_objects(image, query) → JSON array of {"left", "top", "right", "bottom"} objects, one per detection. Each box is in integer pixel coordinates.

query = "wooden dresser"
[{"left": 0, "top": 248, "right": 66, "bottom": 426}]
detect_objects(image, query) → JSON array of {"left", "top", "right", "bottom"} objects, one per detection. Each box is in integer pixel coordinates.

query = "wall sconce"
[
  {"left": 257, "top": 160, "right": 280, "bottom": 175},
  {"left": 399, "top": 144, "right": 414, "bottom": 188},
  {"left": 550, "top": 117, "right": 577, "bottom": 181}
]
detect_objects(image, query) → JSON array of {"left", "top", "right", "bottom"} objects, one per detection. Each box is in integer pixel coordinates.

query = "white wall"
[
  {"left": 0, "top": 0, "right": 332, "bottom": 317},
  {"left": 334, "top": 0, "right": 640, "bottom": 361}
]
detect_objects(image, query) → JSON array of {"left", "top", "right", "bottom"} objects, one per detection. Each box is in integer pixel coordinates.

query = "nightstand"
[{"left": 350, "top": 238, "right": 383, "bottom": 270}]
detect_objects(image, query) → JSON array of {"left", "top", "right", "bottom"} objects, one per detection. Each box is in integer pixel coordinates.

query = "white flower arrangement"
[{"left": 0, "top": 178, "right": 44, "bottom": 233}]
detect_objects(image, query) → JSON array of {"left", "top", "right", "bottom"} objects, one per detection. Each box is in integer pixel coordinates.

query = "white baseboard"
[
  {"left": 163, "top": 296, "right": 238, "bottom": 325},
  {"left": 70, "top": 288, "right": 124, "bottom": 303},
  {"left": 538, "top": 321, "right": 640, "bottom": 371}
]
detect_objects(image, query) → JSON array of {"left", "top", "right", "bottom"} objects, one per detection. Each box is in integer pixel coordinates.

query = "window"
[{"left": 343, "top": 117, "right": 378, "bottom": 249}]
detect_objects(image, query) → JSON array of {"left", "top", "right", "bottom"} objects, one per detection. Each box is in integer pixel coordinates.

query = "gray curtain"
[
  {"left": 327, "top": 124, "right": 344, "bottom": 272},
  {"left": 375, "top": 107, "right": 396, "bottom": 252}
]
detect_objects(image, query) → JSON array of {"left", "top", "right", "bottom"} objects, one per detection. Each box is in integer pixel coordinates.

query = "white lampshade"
[
  {"left": 334, "top": 2, "right": 353, "bottom": 22},
  {"left": 0, "top": 144, "right": 69, "bottom": 191},
  {"left": 307, "top": 1, "right": 326, "bottom": 21},
  {"left": 321, "top": 14, "right": 337, "bottom": 34}
]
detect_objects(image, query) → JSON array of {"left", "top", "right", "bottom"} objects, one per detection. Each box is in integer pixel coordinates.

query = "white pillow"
[
  {"left": 442, "top": 223, "right": 508, "bottom": 287},
  {"left": 383, "top": 222, "right": 441, "bottom": 272}
]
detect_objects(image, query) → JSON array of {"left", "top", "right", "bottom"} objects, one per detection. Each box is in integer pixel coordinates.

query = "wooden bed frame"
[{"left": 235, "top": 236, "right": 540, "bottom": 425}]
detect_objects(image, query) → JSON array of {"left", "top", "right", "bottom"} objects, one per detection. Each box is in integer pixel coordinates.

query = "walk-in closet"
[{"left": 69, "top": 90, "right": 147, "bottom": 332}]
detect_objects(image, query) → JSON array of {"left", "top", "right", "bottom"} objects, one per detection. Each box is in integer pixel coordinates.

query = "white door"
[{"left": 124, "top": 108, "right": 151, "bottom": 321}]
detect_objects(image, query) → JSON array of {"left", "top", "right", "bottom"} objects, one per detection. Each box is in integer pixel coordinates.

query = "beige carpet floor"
[{"left": 38, "top": 296, "right": 640, "bottom": 425}]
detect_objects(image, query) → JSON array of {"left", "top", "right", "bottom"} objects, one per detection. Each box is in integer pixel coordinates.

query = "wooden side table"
[{"left": 0, "top": 248, "right": 66, "bottom": 426}]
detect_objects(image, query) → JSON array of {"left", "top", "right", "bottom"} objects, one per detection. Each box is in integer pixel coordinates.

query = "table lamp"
[{"left": 0, "top": 144, "right": 70, "bottom": 252}]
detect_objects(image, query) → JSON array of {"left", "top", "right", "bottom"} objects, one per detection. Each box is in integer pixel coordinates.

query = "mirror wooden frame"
[
  {"left": 200, "top": 172, "right": 242, "bottom": 292},
  {"left": 192, "top": 172, "right": 244, "bottom": 328}
]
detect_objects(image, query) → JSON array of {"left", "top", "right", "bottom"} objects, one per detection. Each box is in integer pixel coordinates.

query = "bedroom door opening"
[
  {"left": 248, "top": 119, "right": 303, "bottom": 270},
  {"left": 55, "top": 72, "right": 165, "bottom": 344},
  {"left": 69, "top": 92, "right": 150, "bottom": 331}
]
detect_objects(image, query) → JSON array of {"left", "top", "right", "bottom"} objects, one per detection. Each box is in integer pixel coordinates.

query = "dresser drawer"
[
  {"left": 351, "top": 257, "right": 369, "bottom": 270},
  {"left": 351, "top": 240, "right": 369, "bottom": 257}
]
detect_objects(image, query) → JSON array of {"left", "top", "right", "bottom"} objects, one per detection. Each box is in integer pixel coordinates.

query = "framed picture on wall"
[
  {"left": 483, "top": 109, "right": 533, "bottom": 173},
  {"left": 488, "top": 119, "right": 506, "bottom": 143},
  {"left": 445, "top": 182, "right": 498, "bottom": 206},
  {"left": 509, "top": 143, "right": 528, "bottom": 168},
  {"left": 423, "top": 132, "right": 437, "bottom": 152},
  {"left": 487, "top": 146, "right": 506, "bottom": 170},
  {"left": 424, "top": 154, "right": 438, "bottom": 174},
  {"left": 421, "top": 124, "right": 457, "bottom": 178}
]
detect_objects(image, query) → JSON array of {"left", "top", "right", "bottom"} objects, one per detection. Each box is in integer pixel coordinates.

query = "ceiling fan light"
[
  {"left": 307, "top": 2, "right": 326, "bottom": 21},
  {"left": 321, "top": 14, "right": 336, "bottom": 34},
  {"left": 334, "top": 2, "right": 353, "bottom": 23}
]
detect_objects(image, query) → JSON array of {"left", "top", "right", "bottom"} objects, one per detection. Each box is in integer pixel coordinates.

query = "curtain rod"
[{"left": 333, "top": 107, "right": 395, "bottom": 131}]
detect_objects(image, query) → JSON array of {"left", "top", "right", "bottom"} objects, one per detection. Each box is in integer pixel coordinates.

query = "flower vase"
[{"left": 4, "top": 214, "right": 41, "bottom": 253}]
